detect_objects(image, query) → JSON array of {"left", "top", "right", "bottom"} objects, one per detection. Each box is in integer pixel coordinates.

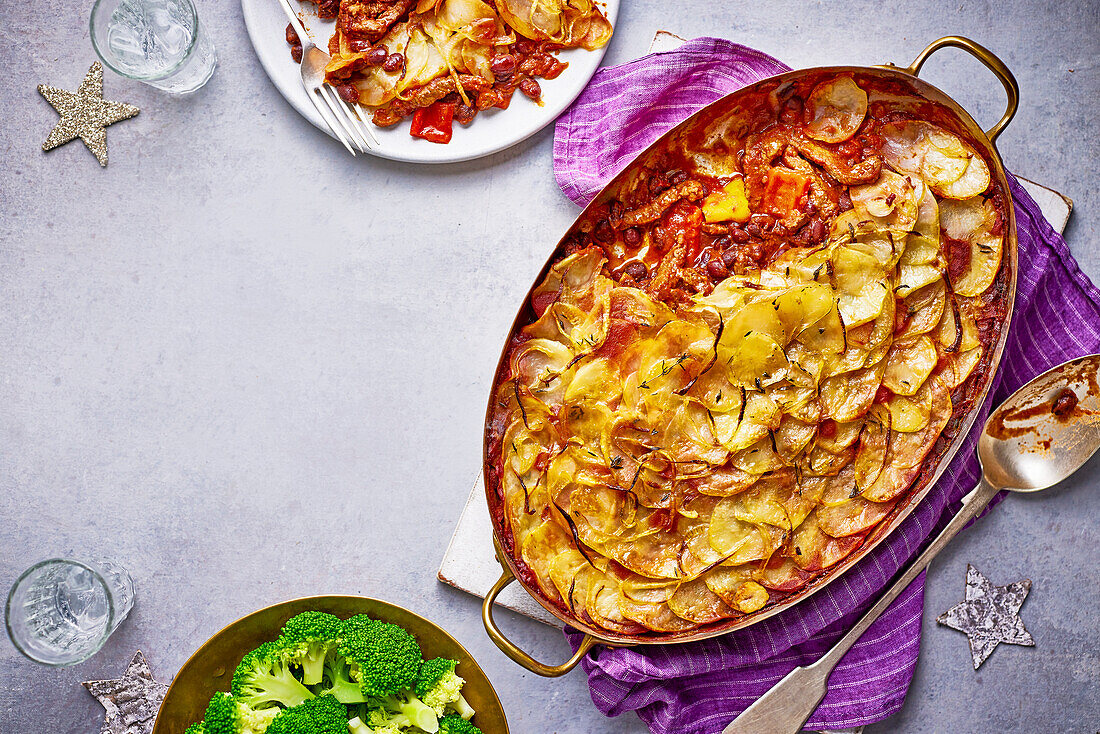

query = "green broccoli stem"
[
  {"left": 300, "top": 655, "right": 326, "bottom": 686},
  {"left": 260, "top": 673, "right": 314, "bottom": 708},
  {"left": 347, "top": 717, "right": 371, "bottom": 734},
  {"left": 452, "top": 693, "right": 475, "bottom": 721},
  {"left": 380, "top": 693, "right": 439, "bottom": 733},
  {"left": 326, "top": 677, "right": 368, "bottom": 704}
]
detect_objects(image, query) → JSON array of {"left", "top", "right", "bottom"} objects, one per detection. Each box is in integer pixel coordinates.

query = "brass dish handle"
[
  {"left": 482, "top": 566, "right": 598, "bottom": 677},
  {"left": 901, "top": 35, "right": 1019, "bottom": 144}
]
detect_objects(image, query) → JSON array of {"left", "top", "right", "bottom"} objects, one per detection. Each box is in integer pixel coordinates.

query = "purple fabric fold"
[{"left": 552, "top": 37, "right": 1100, "bottom": 733}]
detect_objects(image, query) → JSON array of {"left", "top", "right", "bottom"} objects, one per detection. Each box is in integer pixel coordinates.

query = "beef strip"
[{"left": 338, "top": 0, "right": 414, "bottom": 41}]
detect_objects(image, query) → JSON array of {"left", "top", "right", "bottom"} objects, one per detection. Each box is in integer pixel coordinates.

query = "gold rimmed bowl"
[{"left": 153, "top": 595, "right": 508, "bottom": 734}]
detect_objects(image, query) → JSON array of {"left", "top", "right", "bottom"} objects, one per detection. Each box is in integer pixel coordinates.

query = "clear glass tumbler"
[
  {"left": 90, "top": 0, "right": 217, "bottom": 94},
  {"left": 6, "top": 558, "right": 135, "bottom": 666}
]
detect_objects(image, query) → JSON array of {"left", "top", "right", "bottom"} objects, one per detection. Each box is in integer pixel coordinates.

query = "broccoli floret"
[
  {"left": 265, "top": 694, "right": 348, "bottom": 734},
  {"left": 415, "top": 659, "right": 473, "bottom": 719},
  {"left": 317, "top": 648, "right": 368, "bottom": 704},
  {"left": 184, "top": 723, "right": 206, "bottom": 734},
  {"left": 279, "top": 611, "right": 343, "bottom": 685},
  {"left": 347, "top": 713, "right": 403, "bottom": 734},
  {"left": 199, "top": 692, "right": 278, "bottom": 734},
  {"left": 338, "top": 619, "right": 424, "bottom": 698},
  {"left": 439, "top": 714, "right": 483, "bottom": 734},
  {"left": 374, "top": 690, "right": 438, "bottom": 733},
  {"left": 232, "top": 642, "right": 315, "bottom": 711}
]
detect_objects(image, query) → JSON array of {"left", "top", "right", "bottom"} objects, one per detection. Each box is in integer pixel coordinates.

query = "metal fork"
[{"left": 274, "top": 0, "right": 379, "bottom": 155}]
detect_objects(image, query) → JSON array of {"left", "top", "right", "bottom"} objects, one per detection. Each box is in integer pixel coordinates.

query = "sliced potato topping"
[{"left": 490, "top": 75, "right": 1005, "bottom": 636}]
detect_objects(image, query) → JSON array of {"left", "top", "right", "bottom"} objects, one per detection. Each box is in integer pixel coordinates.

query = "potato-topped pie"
[{"left": 486, "top": 72, "right": 1010, "bottom": 635}]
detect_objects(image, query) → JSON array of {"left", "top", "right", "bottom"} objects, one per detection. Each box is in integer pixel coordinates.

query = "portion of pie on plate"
[
  {"left": 486, "top": 72, "right": 1010, "bottom": 635},
  {"left": 290, "top": 0, "right": 612, "bottom": 143}
]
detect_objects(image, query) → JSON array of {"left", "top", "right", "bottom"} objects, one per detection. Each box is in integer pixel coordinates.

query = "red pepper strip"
[{"left": 410, "top": 101, "right": 456, "bottom": 144}]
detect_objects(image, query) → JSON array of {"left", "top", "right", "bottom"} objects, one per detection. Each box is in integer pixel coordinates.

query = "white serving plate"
[{"left": 240, "top": 0, "right": 619, "bottom": 164}]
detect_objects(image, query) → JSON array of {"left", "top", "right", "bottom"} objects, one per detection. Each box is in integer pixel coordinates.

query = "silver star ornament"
[
  {"left": 83, "top": 651, "right": 169, "bottom": 734},
  {"left": 39, "top": 62, "right": 139, "bottom": 166},
  {"left": 936, "top": 564, "right": 1035, "bottom": 669}
]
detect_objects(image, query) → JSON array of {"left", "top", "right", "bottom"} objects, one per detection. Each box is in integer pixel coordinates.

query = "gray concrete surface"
[{"left": 1, "top": 1, "right": 1098, "bottom": 733}]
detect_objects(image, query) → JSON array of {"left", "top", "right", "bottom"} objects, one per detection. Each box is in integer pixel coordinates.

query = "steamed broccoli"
[
  {"left": 279, "top": 611, "right": 343, "bottom": 685},
  {"left": 438, "top": 714, "right": 483, "bottom": 734},
  {"left": 317, "top": 648, "right": 368, "bottom": 704},
  {"left": 200, "top": 692, "right": 279, "bottom": 734},
  {"left": 347, "top": 712, "right": 404, "bottom": 734},
  {"left": 338, "top": 618, "right": 423, "bottom": 698},
  {"left": 184, "top": 724, "right": 206, "bottom": 734},
  {"left": 415, "top": 658, "right": 474, "bottom": 719},
  {"left": 265, "top": 694, "right": 348, "bottom": 734},
  {"left": 373, "top": 690, "right": 439, "bottom": 733},
  {"left": 231, "top": 642, "right": 315, "bottom": 711}
]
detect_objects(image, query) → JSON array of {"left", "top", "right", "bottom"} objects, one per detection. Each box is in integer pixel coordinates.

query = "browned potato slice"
[
  {"left": 815, "top": 419, "right": 864, "bottom": 453},
  {"left": 754, "top": 556, "right": 816, "bottom": 592},
  {"left": 690, "top": 464, "right": 759, "bottom": 497},
  {"left": 940, "top": 196, "right": 1003, "bottom": 297},
  {"left": 714, "top": 392, "right": 781, "bottom": 451},
  {"left": 883, "top": 336, "right": 938, "bottom": 395},
  {"left": 940, "top": 347, "right": 983, "bottom": 390},
  {"left": 887, "top": 375, "right": 953, "bottom": 469},
  {"left": 885, "top": 376, "right": 934, "bottom": 432},
  {"left": 895, "top": 279, "right": 946, "bottom": 341},
  {"left": 703, "top": 567, "right": 770, "bottom": 613},
  {"left": 619, "top": 572, "right": 679, "bottom": 604},
  {"left": 802, "top": 443, "right": 856, "bottom": 477},
  {"left": 819, "top": 358, "right": 887, "bottom": 421},
  {"left": 668, "top": 578, "right": 735, "bottom": 624},
  {"left": 937, "top": 153, "right": 991, "bottom": 199},
  {"left": 587, "top": 572, "right": 649, "bottom": 635},
  {"left": 833, "top": 245, "right": 888, "bottom": 327},
  {"left": 806, "top": 76, "right": 868, "bottom": 143},
  {"left": 859, "top": 459, "right": 922, "bottom": 503},
  {"left": 618, "top": 596, "right": 697, "bottom": 633},
  {"left": 791, "top": 511, "right": 865, "bottom": 571},
  {"left": 817, "top": 494, "right": 898, "bottom": 538},
  {"left": 853, "top": 405, "right": 891, "bottom": 490},
  {"left": 549, "top": 548, "right": 588, "bottom": 607},
  {"left": 774, "top": 418, "right": 818, "bottom": 462},
  {"left": 732, "top": 436, "right": 785, "bottom": 474}
]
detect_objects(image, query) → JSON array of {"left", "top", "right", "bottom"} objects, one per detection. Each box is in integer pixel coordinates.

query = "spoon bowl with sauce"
[{"left": 725, "top": 353, "right": 1100, "bottom": 734}]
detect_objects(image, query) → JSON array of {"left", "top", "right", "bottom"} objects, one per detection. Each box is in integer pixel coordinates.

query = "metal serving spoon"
[{"left": 724, "top": 354, "right": 1100, "bottom": 734}]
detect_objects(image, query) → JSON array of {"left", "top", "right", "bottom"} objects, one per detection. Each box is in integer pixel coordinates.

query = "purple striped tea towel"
[{"left": 553, "top": 37, "right": 1100, "bottom": 733}]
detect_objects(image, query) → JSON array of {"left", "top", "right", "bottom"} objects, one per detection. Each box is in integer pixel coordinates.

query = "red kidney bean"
[
  {"left": 811, "top": 219, "right": 826, "bottom": 242},
  {"left": 336, "top": 84, "right": 359, "bottom": 104},
  {"left": 594, "top": 220, "right": 615, "bottom": 243},
  {"left": 623, "top": 227, "right": 642, "bottom": 246},
  {"left": 382, "top": 53, "right": 404, "bottom": 73},
  {"left": 706, "top": 258, "right": 728, "bottom": 280},
  {"left": 348, "top": 38, "right": 372, "bottom": 53},
  {"left": 367, "top": 45, "right": 388, "bottom": 66},
  {"left": 746, "top": 223, "right": 764, "bottom": 239},
  {"left": 729, "top": 226, "right": 749, "bottom": 243},
  {"left": 286, "top": 23, "right": 300, "bottom": 45},
  {"left": 519, "top": 78, "right": 541, "bottom": 100},
  {"left": 750, "top": 213, "right": 774, "bottom": 227},
  {"left": 722, "top": 248, "right": 740, "bottom": 269},
  {"left": 455, "top": 104, "right": 477, "bottom": 125},
  {"left": 648, "top": 175, "right": 669, "bottom": 197},
  {"left": 490, "top": 54, "right": 518, "bottom": 77},
  {"left": 291, "top": 44, "right": 303, "bottom": 63},
  {"left": 713, "top": 235, "right": 732, "bottom": 250},
  {"left": 625, "top": 261, "right": 648, "bottom": 280},
  {"left": 839, "top": 190, "right": 853, "bottom": 211},
  {"left": 514, "top": 39, "right": 536, "bottom": 55}
]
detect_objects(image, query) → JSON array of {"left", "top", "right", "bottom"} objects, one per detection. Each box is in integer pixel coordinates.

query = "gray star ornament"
[
  {"left": 39, "top": 62, "right": 139, "bottom": 166},
  {"left": 83, "top": 651, "right": 169, "bottom": 734},
  {"left": 936, "top": 564, "right": 1035, "bottom": 669}
]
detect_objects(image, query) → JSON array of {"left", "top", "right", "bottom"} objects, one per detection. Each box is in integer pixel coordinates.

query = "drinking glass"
[
  {"left": 6, "top": 558, "right": 135, "bottom": 666},
  {"left": 90, "top": 0, "right": 217, "bottom": 94}
]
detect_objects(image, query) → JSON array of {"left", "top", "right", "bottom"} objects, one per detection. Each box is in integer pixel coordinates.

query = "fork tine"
[
  {"left": 319, "top": 85, "right": 369, "bottom": 152},
  {"left": 306, "top": 89, "right": 357, "bottom": 156},
  {"left": 350, "top": 102, "right": 380, "bottom": 148},
  {"left": 329, "top": 93, "right": 376, "bottom": 150}
]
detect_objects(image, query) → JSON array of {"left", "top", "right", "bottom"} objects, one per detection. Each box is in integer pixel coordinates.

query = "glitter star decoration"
[
  {"left": 83, "top": 651, "right": 169, "bottom": 734},
  {"left": 936, "top": 564, "right": 1035, "bottom": 669},
  {"left": 39, "top": 62, "right": 139, "bottom": 167}
]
